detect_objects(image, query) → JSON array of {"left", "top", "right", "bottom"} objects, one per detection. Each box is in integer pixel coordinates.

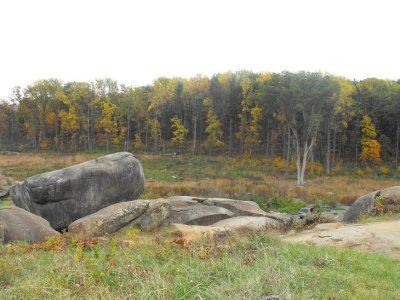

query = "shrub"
[
  {"left": 371, "top": 194, "right": 400, "bottom": 215},
  {"left": 356, "top": 169, "right": 364, "bottom": 177},
  {"left": 379, "top": 166, "right": 390, "bottom": 175},
  {"left": 254, "top": 184, "right": 269, "bottom": 197},
  {"left": 289, "top": 158, "right": 297, "bottom": 173},
  {"left": 364, "top": 166, "right": 373, "bottom": 175},
  {"left": 273, "top": 156, "right": 285, "bottom": 172},
  {"left": 313, "top": 161, "right": 324, "bottom": 175},
  {"left": 332, "top": 161, "right": 343, "bottom": 175},
  {"left": 266, "top": 194, "right": 307, "bottom": 213},
  {"left": 291, "top": 186, "right": 307, "bottom": 199}
]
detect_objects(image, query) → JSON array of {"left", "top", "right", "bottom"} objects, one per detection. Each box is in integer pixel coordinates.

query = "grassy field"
[
  {"left": 1, "top": 152, "right": 400, "bottom": 299},
  {"left": 1, "top": 231, "right": 400, "bottom": 299}
]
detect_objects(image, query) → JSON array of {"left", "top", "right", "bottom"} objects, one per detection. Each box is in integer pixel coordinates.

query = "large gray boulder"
[
  {"left": 169, "top": 205, "right": 234, "bottom": 225},
  {"left": 343, "top": 187, "right": 400, "bottom": 222},
  {"left": 0, "top": 206, "right": 60, "bottom": 244},
  {"left": 10, "top": 152, "right": 145, "bottom": 230},
  {"left": 343, "top": 191, "right": 378, "bottom": 222}
]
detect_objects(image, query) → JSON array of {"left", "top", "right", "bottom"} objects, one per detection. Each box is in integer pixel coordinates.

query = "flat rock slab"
[
  {"left": 168, "top": 196, "right": 199, "bottom": 208},
  {"left": 68, "top": 200, "right": 149, "bottom": 238},
  {"left": 169, "top": 205, "right": 234, "bottom": 225},
  {"left": 285, "top": 220, "right": 400, "bottom": 259},
  {"left": 201, "top": 198, "right": 268, "bottom": 217},
  {"left": 211, "top": 216, "right": 281, "bottom": 231},
  {"left": 10, "top": 152, "right": 145, "bottom": 230},
  {"left": 0, "top": 206, "right": 60, "bottom": 244},
  {"left": 68, "top": 199, "right": 171, "bottom": 237}
]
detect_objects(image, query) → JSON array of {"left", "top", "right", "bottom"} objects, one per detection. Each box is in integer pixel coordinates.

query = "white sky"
[{"left": 0, "top": 0, "right": 399, "bottom": 100}]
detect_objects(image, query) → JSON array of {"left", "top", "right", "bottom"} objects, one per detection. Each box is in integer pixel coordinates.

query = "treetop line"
[{"left": 1, "top": 71, "right": 399, "bottom": 185}]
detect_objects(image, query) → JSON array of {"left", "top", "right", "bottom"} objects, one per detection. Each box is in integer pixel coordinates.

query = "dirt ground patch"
[{"left": 285, "top": 220, "right": 400, "bottom": 259}]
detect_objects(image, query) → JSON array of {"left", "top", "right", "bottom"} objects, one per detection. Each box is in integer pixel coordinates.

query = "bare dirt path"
[{"left": 285, "top": 220, "right": 400, "bottom": 259}]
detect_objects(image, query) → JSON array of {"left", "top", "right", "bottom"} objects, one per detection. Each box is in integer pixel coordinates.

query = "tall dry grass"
[{"left": 1, "top": 152, "right": 398, "bottom": 206}]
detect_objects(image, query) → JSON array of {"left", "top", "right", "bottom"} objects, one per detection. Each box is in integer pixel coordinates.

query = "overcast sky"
[{"left": 0, "top": 0, "right": 399, "bottom": 100}]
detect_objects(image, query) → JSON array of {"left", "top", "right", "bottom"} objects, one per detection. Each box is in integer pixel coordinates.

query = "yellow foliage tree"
[
  {"left": 203, "top": 98, "right": 224, "bottom": 152},
  {"left": 98, "top": 97, "right": 117, "bottom": 152},
  {"left": 58, "top": 91, "right": 79, "bottom": 151},
  {"left": 171, "top": 116, "right": 188, "bottom": 153},
  {"left": 359, "top": 115, "right": 381, "bottom": 164}
]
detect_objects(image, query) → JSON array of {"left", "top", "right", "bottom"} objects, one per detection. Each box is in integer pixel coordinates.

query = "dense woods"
[{"left": 1, "top": 71, "right": 399, "bottom": 181}]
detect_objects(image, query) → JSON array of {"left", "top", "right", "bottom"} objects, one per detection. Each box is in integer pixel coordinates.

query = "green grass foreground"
[{"left": 1, "top": 233, "right": 399, "bottom": 299}]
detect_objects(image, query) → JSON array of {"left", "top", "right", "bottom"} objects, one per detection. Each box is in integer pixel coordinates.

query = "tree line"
[{"left": 1, "top": 71, "right": 399, "bottom": 183}]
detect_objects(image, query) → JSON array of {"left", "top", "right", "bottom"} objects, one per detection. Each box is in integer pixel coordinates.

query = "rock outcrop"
[
  {"left": 169, "top": 205, "right": 234, "bottom": 225},
  {"left": 10, "top": 152, "right": 145, "bottom": 230},
  {"left": 343, "top": 186, "right": 400, "bottom": 223},
  {"left": 68, "top": 199, "right": 171, "bottom": 237},
  {"left": 168, "top": 196, "right": 294, "bottom": 228},
  {"left": 68, "top": 196, "right": 292, "bottom": 238},
  {"left": 200, "top": 198, "right": 268, "bottom": 217},
  {"left": 0, "top": 206, "right": 60, "bottom": 244},
  {"left": 343, "top": 191, "right": 377, "bottom": 222},
  {"left": 211, "top": 216, "right": 281, "bottom": 231},
  {"left": 68, "top": 200, "right": 149, "bottom": 237},
  {"left": 128, "top": 199, "right": 171, "bottom": 230},
  {"left": 285, "top": 220, "right": 400, "bottom": 259},
  {"left": 0, "top": 173, "right": 17, "bottom": 199}
]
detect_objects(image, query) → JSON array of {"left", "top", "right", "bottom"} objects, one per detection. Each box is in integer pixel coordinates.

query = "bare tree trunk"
[
  {"left": 310, "top": 146, "right": 314, "bottom": 175},
  {"left": 283, "top": 127, "right": 286, "bottom": 160},
  {"left": 265, "top": 126, "right": 269, "bottom": 157},
  {"left": 396, "top": 121, "right": 400, "bottom": 167},
  {"left": 10, "top": 111, "right": 14, "bottom": 151},
  {"left": 127, "top": 116, "right": 131, "bottom": 152},
  {"left": 296, "top": 139, "right": 302, "bottom": 186},
  {"left": 286, "top": 128, "right": 291, "bottom": 173},
  {"left": 332, "top": 128, "right": 337, "bottom": 169},
  {"left": 87, "top": 106, "right": 90, "bottom": 151},
  {"left": 229, "top": 118, "right": 233, "bottom": 156},
  {"left": 325, "top": 121, "right": 330, "bottom": 175},
  {"left": 145, "top": 121, "right": 148, "bottom": 151},
  {"left": 192, "top": 116, "right": 197, "bottom": 155}
]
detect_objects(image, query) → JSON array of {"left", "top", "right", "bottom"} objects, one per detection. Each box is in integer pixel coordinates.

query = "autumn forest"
[{"left": 1, "top": 71, "right": 399, "bottom": 184}]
